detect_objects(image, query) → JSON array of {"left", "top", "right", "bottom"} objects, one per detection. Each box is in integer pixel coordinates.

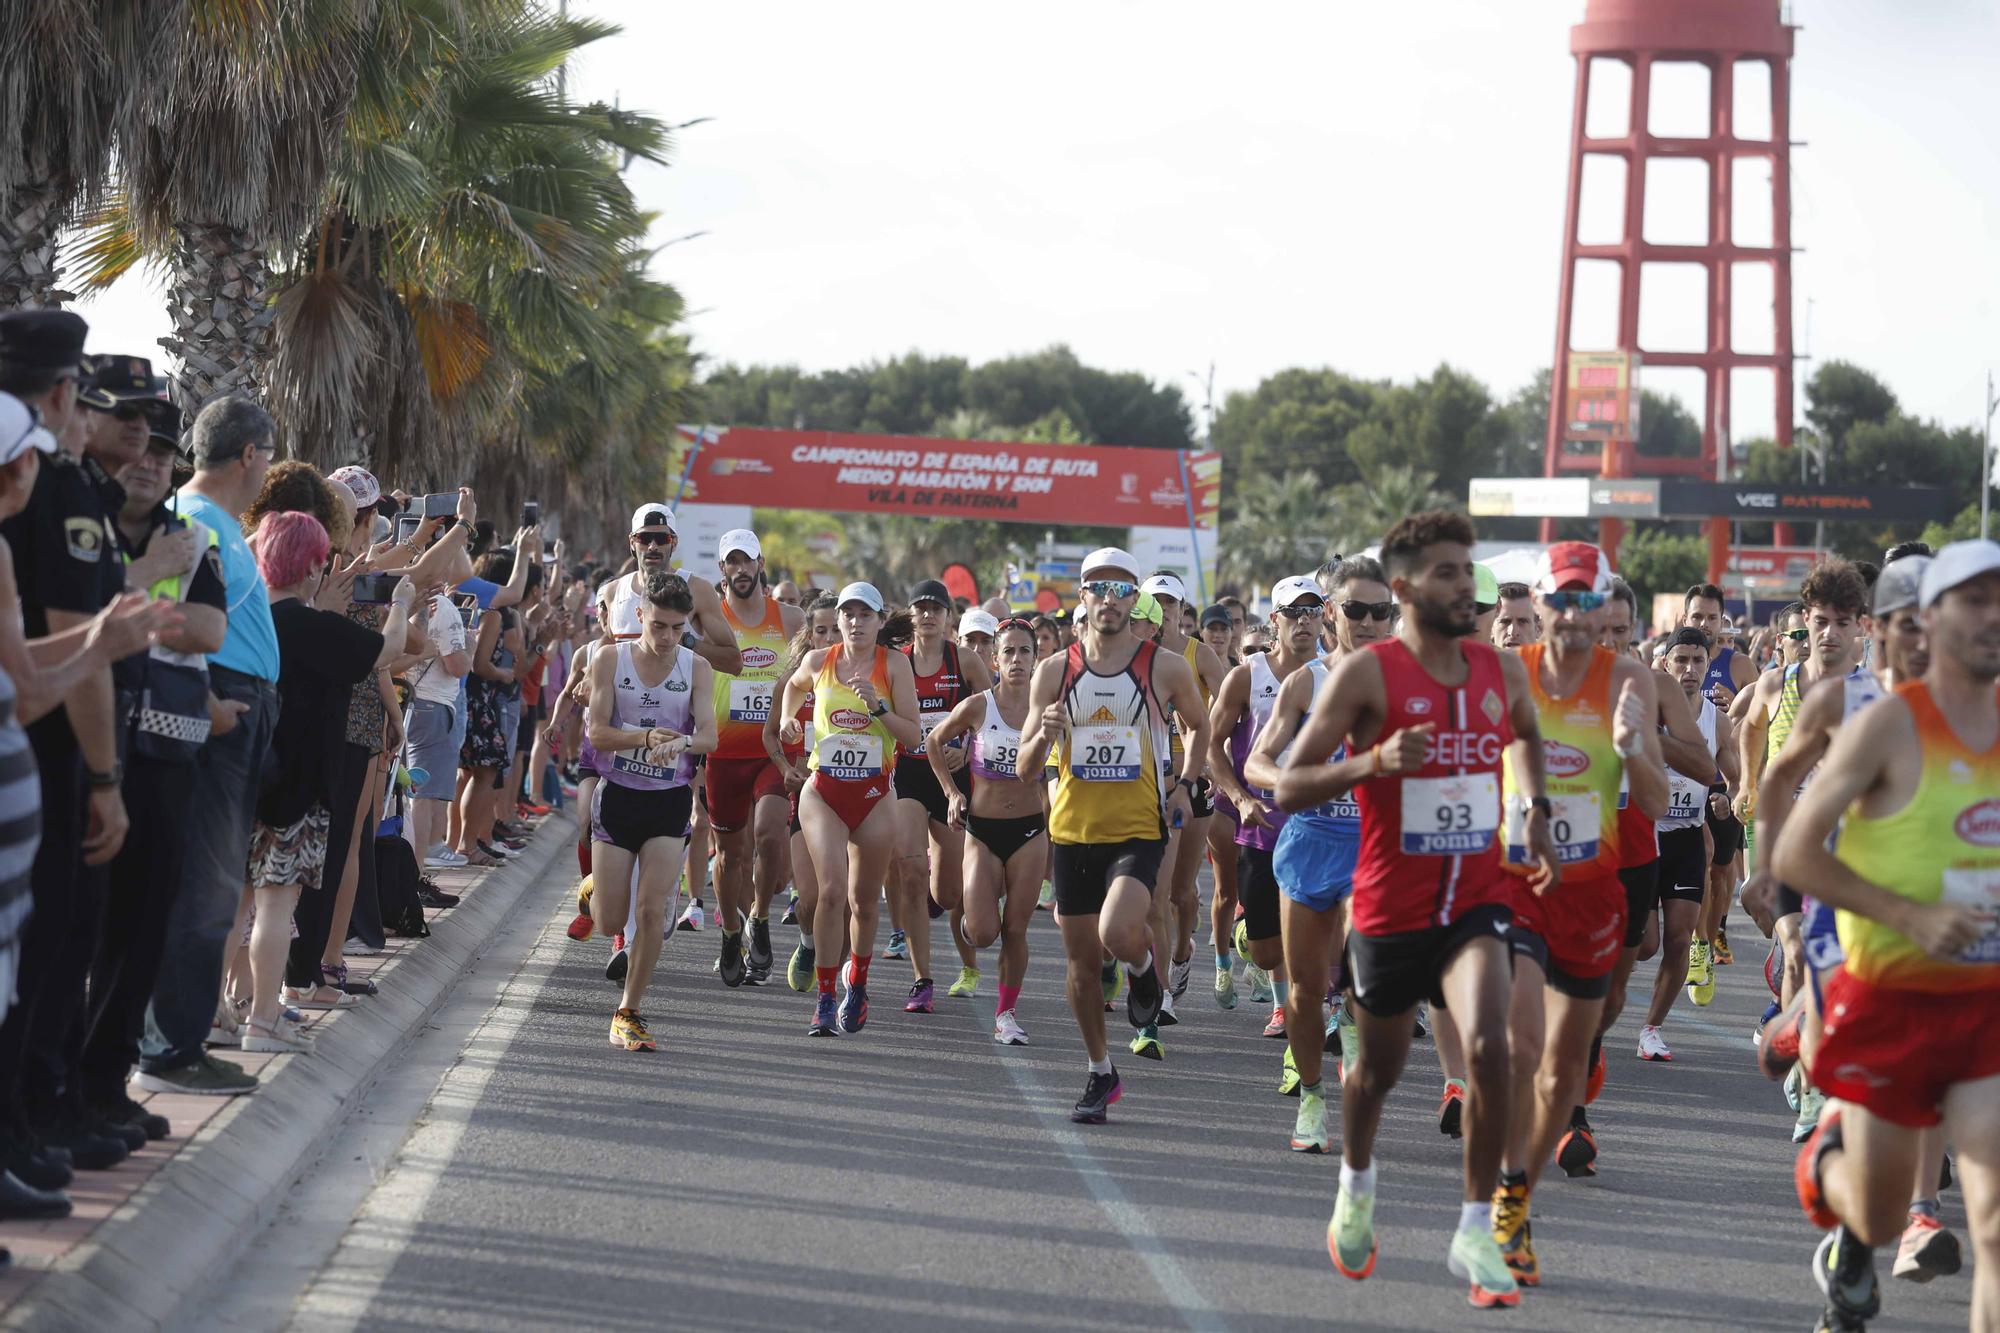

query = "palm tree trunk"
[
  {"left": 160, "top": 220, "right": 274, "bottom": 410},
  {"left": 0, "top": 179, "right": 71, "bottom": 310}
]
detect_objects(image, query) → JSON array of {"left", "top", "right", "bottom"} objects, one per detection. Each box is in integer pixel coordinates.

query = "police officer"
[{"left": 0, "top": 312, "right": 135, "bottom": 1182}]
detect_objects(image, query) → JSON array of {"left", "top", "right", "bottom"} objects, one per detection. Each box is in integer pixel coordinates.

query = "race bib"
[
  {"left": 1400, "top": 774, "right": 1499, "bottom": 855},
  {"left": 1309, "top": 794, "right": 1363, "bottom": 823},
  {"left": 977, "top": 740, "right": 1019, "bottom": 779},
  {"left": 1617, "top": 768, "right": 1630, "bottom": 811},
  {"left": 817, "top": 732, "right": 884, "bottom": 780},
  {"left": 610, "top": 750, "right": 675, "bottom": 781},
  {"left": 910, "top": 706, "right": 954, "bottom": 756},
  {"left": 1940, "top": 867, "right": 2000, "bottom": 965},
  {"left": 1663, "top": 781, "right": 1703, "bottom": 824},
  {"left": 727, "top": 678, "right": 774, "bottom": 723},
  {"left": 1074, "top": 725, "right": 1144, "bottom": 782},
  {"left": 1505, "top": 791, "right": 1603, "bottom": 864}
]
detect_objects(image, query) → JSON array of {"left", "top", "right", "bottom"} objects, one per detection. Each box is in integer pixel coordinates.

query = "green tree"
[
  {"left": 1618, "top": 526, "right": 1707, "bottom": 608},
  {"left": 1209, "top": 367, "right": 1377, "bottom": 512},
  {"left": 1804, "top": 360, "right": 1897, "bottom": 449},
  {"left": 1331, "top": 465, "right": 1451, "bottom": 554},
  {"left": 1221, "top": 469, "right": 1342, "bottom": 588}
]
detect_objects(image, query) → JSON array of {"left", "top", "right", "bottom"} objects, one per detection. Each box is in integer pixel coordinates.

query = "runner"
[
  {"left": 770, "top": 583, "right": 922, "bottom": 1037},
  {"left": 929, "top": 617, "right": 1045, "bottom": 1045},
  {"left": 705, "top": 529, "right": 804, "bottom": 986},
  {"left": 549, "top": 581, "right": 615, "bottom": 945},
  {"left": 583, "top": 575, "right": 717, "bottom": 1051},
  {"left": 1684, "top": 582, "right": 1755, "bottom": 969},
  {"left": 1199, "top": 604, "right": 1246, "bottom": 1008},
  {"left": 1016, "top": 548, "right": 1208, "bottom": 1124},
  {"left": 889, "top": 578, "right": 991, "bottom": 1013},
  {"left": 1486, "top": 543, "right": 1667, "bottom": 1288},
  {"left": 946, "top": 606, "right": 1003, "bottom": 994},
  {"left": 778, "top": 593, "right": 839, "bottom": 991},
  {"left": 1491, "top": 582, "right": 1540, "bottom": 651},
  {"left": 1276, "top": 511, "right": 1557, "bottom": 1308},
  {"left": 1782, "top": 542, "right": 2000, "bottom": 1333}
]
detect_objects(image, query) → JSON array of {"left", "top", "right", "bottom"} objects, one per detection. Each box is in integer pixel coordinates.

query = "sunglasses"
[
  {"left": 1276, "top": 601, "right": 1325, "bottom": 620},
  {"left": 1544, "top": 591, "right": 1606, "bottom": 612},
  {"left": 99, "top": 401, "right": 147, "bottom": 422},
  {"left": 996, "top": 617, "right": 1037, "bottom": 633},
  {"left": 1341, "top": 600, "right": 1395, "bottom": 621},
  {"left": 1783, "top": 627, "right": 1810, "bottom": 641},
  {"left": 1082, "top": 579, "right": 1138, "bottom": 599},
  {"left": 632, "top": 531, "right": 673, "bottom": 547}
]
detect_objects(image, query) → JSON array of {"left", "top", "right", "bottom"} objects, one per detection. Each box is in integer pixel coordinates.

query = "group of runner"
[{"left": 541, "top": 499, "right": 2000, "bottom": 1330}]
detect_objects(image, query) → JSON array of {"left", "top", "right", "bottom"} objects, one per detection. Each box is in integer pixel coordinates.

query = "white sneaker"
[
  {"left": 426, "top": 848, "right": 469, "bottom": 868},
  {"left": 1246, "top": 964, "right": 1274, "bottom": 1004},
  {"left": 993, "top": 1009, "right": 1029, "bottom": 1046},
  {"left": 1169, "top": 955, "right": 1192, "bottom": 999},
  {"left": 1637, "top": 1025, "right": 1672, "bottom": 1062},
  {"left": 241, "top": 1017, "right": 314, "bottom": 1054},
  {"left": 342, "top": 937, "right": 381, "bottom": 957},
  {"left": 680, "top": 902, "right": 705, "bottom": 931}
]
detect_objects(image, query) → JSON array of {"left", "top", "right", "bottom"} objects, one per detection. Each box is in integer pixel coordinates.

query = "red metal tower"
[{"left": 1542, "top": 0, "right": 1798, "bottom": 574}]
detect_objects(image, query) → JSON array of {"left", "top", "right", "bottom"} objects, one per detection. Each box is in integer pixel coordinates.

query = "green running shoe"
[
  {"left": 1447, "top": 1225, "right": 1521, "bottom": 1308},
  {"left": 1101, "top": 960, "right": 1123, "bottom": 1009},
  {"left": 1278, "top": 1045, "right": 1301, "bottom": 1097},
  {"left": 1291, "top": 1086, "right": 1329, "bottom": 1154},
  {"left": 1214, "top": 963, "right": 1238, "bottom": 1009},
  {"left": 1232, "top": 916, "right": 1250, "bottom": 957},
  {"left": 949, "top": 966, "right": 980, "bottom": 998},
  {"left": 786, "top": 941, "right": 815, "bottom": 993},
  {"left": 1327, "top": 1183, "right": 1377, "bottom": 1280},
  {"left": 1129, "top": 1025, "right": 1163, "bottom": 1060}
]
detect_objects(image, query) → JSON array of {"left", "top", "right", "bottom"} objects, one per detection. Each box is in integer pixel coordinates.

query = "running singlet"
[
  {"left": 1169, "top": 637, "right": 1209, "bottom": 759},
  {"left": 969, "top": 689, "right": 1023, "bottom": 782},
  {"left": 1285, "top": 659, "right": 1364, "bottom": 833},
  {"left": 1768, "top": 663, "right": 1807, "bottom": 769},
  {"left": 603, "top": 641, "right": 695, "bottom": 789},
  {"left": 808, "top": 643, "right": 897, "bottom": 783},
  {"left": 1702, "top": 645, "right": 1739, "bottom": 698},
  {"left": 1502, "top": 643, "right": 1624, "bottom": 878},
  {"left": 1230, "top": 652, "right": 1286, "bottom": 851},
  {"left": 600, "top": 569, "right": 691, "bottom": 640},
  {"left": 1049, "top": 640, "right": 1171, "bottom": 845},
  {"left": 711, "top": 594, "right": 789, "bottom": 759},
  {"left": 1351, "top": 637, "right": 1513, "bottom": 934},
  {"left": 1658, "top": 695, "right": 1718, "bottom": 832},
  {"left": 1834, "top": 679, "right": 2000, "bottom": 993},
  {"left": 903, "top": 641, "right": 968, "bottom": 758}
]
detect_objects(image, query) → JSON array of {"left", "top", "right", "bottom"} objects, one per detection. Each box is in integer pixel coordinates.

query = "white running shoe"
[
  {"left": 1637, "top": 1025, "right": 1672, "bottom": 1062},
  {"left": 680, "top": 901, "right": 705, "bottom": 931},
  {"left": 993, "top": 1009, "right": 1029, "bottom": 1045},
  {"left": 1169, "top": 955, "right": 1192, "bottom": 1000},
  {"left": 425, "top": 848, "right": 468, "bottom": 868},
  {"left": 1246, "top": 964, "right": 1274, "bottom": 1004}
]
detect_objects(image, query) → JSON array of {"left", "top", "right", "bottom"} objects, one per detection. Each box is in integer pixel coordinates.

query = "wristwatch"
[
  {"left": 870, "top": 699, "right": 888, "bottom": 717},
  {"left": 1529, "top": 795, "right": 1553, "bottom": 817},
  {"left": 88, "top": 763, "right": 122, "bottom": 789}
]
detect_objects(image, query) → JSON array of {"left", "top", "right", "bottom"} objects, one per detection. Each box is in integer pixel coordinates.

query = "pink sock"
[{"left": 997, "top": 983, "right": 1022, "bottom": 1016}]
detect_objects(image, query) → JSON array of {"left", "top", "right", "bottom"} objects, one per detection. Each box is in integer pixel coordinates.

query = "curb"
[{"left": 4, "top": 818, "right": 577, "bottom": 1333}]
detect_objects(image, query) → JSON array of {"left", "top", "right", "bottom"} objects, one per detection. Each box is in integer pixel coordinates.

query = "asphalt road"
[{"left": 274, "top": 855, "right": 1973, "bottom": 1333}]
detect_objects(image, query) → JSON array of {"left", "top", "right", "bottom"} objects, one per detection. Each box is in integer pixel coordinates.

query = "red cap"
[{"left": 1533, "top": 541, "right": 1613, "bottom": 595}]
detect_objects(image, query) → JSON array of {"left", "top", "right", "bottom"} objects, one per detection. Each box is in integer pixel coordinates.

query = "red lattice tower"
[{"left": 1542, "top": 0, "right": 1799, "bottom": 571}]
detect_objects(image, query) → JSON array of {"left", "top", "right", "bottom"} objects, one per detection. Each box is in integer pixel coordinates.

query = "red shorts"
[
  {"left": 1522, "top": 872, "right": 1626, "bottom": 982},
  {"left": 1811, "top": 968, "right": 2000, "bottom": 1128},
  {"left": 805, "top": 771, "right": 891, "bottom": 834},
  {"left": 703, "top": 756, "right": 787, "bottom": 832}
]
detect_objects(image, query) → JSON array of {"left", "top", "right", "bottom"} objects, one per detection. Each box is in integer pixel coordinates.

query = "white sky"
[{"left": 71, "top": 0, "right": 1999, "bottom": 445}]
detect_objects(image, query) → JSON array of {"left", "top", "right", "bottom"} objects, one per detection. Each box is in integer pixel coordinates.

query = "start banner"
[{"left": 672, "top": 426, "right": 1220, "bottom": 530}]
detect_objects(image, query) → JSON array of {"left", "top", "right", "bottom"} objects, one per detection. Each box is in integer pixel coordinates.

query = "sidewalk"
[{"left": 0, "top": 815, "right": 577, "bottom": 1333}]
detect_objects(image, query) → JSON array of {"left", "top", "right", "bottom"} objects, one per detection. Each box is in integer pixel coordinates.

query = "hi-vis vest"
[{"left": 130, "top": 518, "right": 218, "bottom": 758}]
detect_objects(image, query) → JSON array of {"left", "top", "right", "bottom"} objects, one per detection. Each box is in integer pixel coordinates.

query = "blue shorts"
[
  {"left": 1273, "top": 816, "right": 1357, "bottom": 914},
  {"left": 1801, "top": 896, "right": 1843, "bottom": 1011},
  {"left": 403, "top": 699, "right": 459, "bottom": 801}
]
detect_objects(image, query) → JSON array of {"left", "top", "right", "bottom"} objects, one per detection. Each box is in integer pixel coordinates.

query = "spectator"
[
  {"left": 402, "top": 570, "right": 473, "bottom": 871},
  {"left": 456, "top": 551, "right": 520, "bottom": 866}
]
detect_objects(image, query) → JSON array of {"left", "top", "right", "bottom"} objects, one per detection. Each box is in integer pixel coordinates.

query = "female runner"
[{"left": 779, "top": 594, "right": 839, "bottom": 990}]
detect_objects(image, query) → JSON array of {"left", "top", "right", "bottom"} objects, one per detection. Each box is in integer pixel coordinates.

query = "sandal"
[
  {"left": 283, "top": 982, "right": 357, "bottom": 1009},
  {"left": 325, "top": 962, "right": 377, "bottom": 997}
]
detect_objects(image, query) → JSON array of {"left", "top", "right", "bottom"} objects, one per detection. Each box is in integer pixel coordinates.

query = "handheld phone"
[
  {"left": 520, "top": 501, "right": 539, "bottom": 527},
  {"left": 395, "top": 513, "right": 421, "bottom": 544},
  {"left": 453, "top": 593, "right": 479, "bottom": 628},
  {"left": 422, "top": 492, "right": 457, "bottom": 518},
  {"left": 351, "top": 573, "right": 401, "bottom": 605}
]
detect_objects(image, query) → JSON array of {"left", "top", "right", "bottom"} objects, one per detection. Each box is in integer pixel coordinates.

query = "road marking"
[{"left": 998, "top": 1056, "right": 1230, "bottom": 1333}]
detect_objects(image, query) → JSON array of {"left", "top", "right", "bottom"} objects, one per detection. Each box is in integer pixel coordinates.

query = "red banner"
[{"left": 672, "top": 426, "right": 1220, "bottom": 530}]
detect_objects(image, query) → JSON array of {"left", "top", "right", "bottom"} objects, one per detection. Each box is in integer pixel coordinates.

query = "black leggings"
[{"left": 289, "top": 743, "right": 378, "bottom": 988}]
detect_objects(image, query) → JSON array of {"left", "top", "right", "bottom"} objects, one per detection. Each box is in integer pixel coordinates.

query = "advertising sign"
[{"left": 1564, "top": 351, "right": 1639, "bottom": 442}]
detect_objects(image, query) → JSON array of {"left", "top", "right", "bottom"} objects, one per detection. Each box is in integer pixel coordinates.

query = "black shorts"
[
  {"left": 895, "top": 758, "right": 971, "bottom": 827},
  {"left": 515, "top": 702, "right": 542, "bottom": 754},
  {"left": 1706, "top": 806, "right": 1743, "bottom": 864},
  {"left": 1344, "top": 901, "right": 1512, "bottom": 1018},
  {"left": 1656, "top": 826, "right": 1707, "bottom": 904},
  {"left": 968, "top": 811, "right": 1046, "bottom": 865},
  {"left": 1620, "top": 858, "right": 1660, "bottom": 949},
  {"left": 592, "top": 781, "right": 693, "bottom": 854},
  {"left": 1051, "top": 838, "right": 1167, "bottom": 916},
  {"left": 1507, "top": 925, "right": 1611, "bottom": 1000},
  {"left": 1236, "top": 844, "right": 1281, "bottom": 944},
  {"left": 1777, "top": 884, "right": 1805, "bottom": 918}
]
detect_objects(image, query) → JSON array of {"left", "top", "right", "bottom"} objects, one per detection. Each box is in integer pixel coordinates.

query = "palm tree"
[
  {"left": 1221, "top": 468, "right": 1341, "bottom": 587},
  {"left": 1330, "top": 463, "right": 1452, "bottom": 552}
]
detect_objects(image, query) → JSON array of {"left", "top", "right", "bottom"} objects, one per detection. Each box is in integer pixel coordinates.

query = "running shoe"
[
  {"left": 1758, "top": 1005, "right": 1804, "bottom": 1081},
  {"left": 837, "top": 982, "right": 869, "bottom": 1034},
  {"left": 1157, "top": 989, "right": 1179, "bottom": 1027},
  {"left": 1764, "top": 938, "right": 1784, "bottom": 998},
  {"left": 780, "top": 892, "right": 798, "bottom": 926},
  {"left": 1278, "top": 1046, "right": 1300, "bottom": 1097},
  {"left": 1637, "top": 1025, "right": 1672, "bottom": 1062},
  {"left": 1491, "top": 1178, "right": 1538, "bottom": 1285},
  {"left": 1326, "top": 1183, "right": 1377, "bottom": 1280},
  {"left": 747, "top": 917, "right": 774, "bottom": 982},
  {"left": 1125, "top": 960, "right": 1164, "bottom": 1029},
  {"left": 1795, "top": 1082, "right": 1827, "bottom": 1143},
  {"left": 566, "top": 910, "right": 595, "bottom": 942},
  {"left": 1036, "top": 881, "right": 1054, "bottom": 911},
  {"left": 1449, "top": 1224, "right": 1522, "bottom": 1308},
  {"left": 885, "top": 929, "right": 908, "bottom": 960},
  {"left": 949, "top": 966, "right": 979, "bottom": 998},
  {"left": 1412, "top": 1004, "right": 1430, "bottom": 1039},
  {"left": 425, "top": 847, "right": 468, "bottom": 868},
  {"left": 1812, "top": 1226, "right": 1882, "bottom": 1325},
  {"left": 718, "top": 930, "right": 748, "bottom": 988},
  {"left": 1290, "top": 1085, "right": 1329, "bottom": 1154},
  {"left": 1794, "top": 1108, "right": 1842, "bottom": 1229},
  {"left": 677, "top": 900, "right": 704, "bottom": 932},
  {"left": 1247, "top": 965, "right": 1274, "bottom": 1004},
  {"left": 1557, "top": 1118, "right": 1598, "bottom": 1178},
  {"left": 1892, "top": 1212, "right": 1962, "bottom": 1283},
  {"left": 1100, "top": 960, "right": 1122, "bottom": 1011},
  {"left": 1438, "top": 1079, "right": 1466, "bottom": 1139},
  {"left": 1585, "top": 1044, "right": 1606, "bottom": 1103},
  {"left": 1214, "top": 963, "right": 1238, "bottom": 1009},
  {"left": 1686, "top": 939, "right": 1715, "bottom": 1005},
  {"left": 904, "top": 978, "right": 935, "bottom": 1013},
  {"left": 605, "top": 936, "right": 629, "bottom": 984},
  {"left": 993, "top": 1009, "right": 1028, "bottom": 1046},
  {"left": 1262, "top": 1006, "right": 1287, "bottom": 1039},
  {"left": 1337, "top": 1005, "right": 1360, "bottom": 1079},
  {"left": 1784, "top": 1062, "right": 1804, "bottom": 1110},
  {"left": 808, "top": 992, "right": 839, "bottom": 1037},
  {"left": 787, "top": 942, "right": 815, "bottom": 993},
  {"left": 1232, "top": 916, "right": 1250, "bottom": 958},
  {"left": 1071, "top": 1066, "right": 1121, "bottom": 1124},
  {"left": 608, "top": 1008, "right": 655, "bottom": 1052},
  {"left": 1714, "top": 923, "right": 1733, "bottom": 964},
  {"left": 1129, "top": 1026, "right": 1162, "bottom": 1060},
  {"left": 1169, "top": 954, "right": 1191, "bottom": 1000}
]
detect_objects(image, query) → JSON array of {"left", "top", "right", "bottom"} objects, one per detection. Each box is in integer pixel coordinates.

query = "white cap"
[
  {"left": 835, "top": 581, "right": 884, "bottom": 612},
  {"left": 629, "top": 502, "right": 676, "bottom": 535},
  {"left": 718, "top": 528, "right": 760, "bottom": 561},
  {"left": 0, "top": 391, "right": 57, "bottom": 467},
  {"left": 328, "top": 465, "right": 380, "bottom": 508},
  {"left": 1140, "top": 572, "right": 1189, "bottom": 604},
  {"left": 1080, "top": 547, "right": 1140, "bottom": 581},
  {"left": 1919, "top": 540, "right": 2000, "bottom": 611},
  {"left": 958, "top": 608, "right": 1000, "bottom": 638},
  {"left": 1271, "top": 574, "right": 1324, "bottom": 609}
]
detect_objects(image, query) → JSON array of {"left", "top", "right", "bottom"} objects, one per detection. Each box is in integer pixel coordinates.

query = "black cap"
[
  {"left": 140, "top": 398, "right": 183, "bottom": 452},
  {"left": 1200, "top": 604, "right": 1233, "bottom": 628},
  {"left": 0, "top": 310, "right": 88, "bottom": 373},
  {"left": 80, "top": 354, "right": 162, "bottom": 410},
  {"left": 909, "top": 578, "right": 951, "bottom": 607}
]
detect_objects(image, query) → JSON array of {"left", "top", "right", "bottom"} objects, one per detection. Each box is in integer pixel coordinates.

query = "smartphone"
[
  {"left": 453, "top": 592, "right": 479, "bottom": 628},
  {"left": 520, "top": 501, "right": 539, "bottom": 527},
  {"left": 352, "top": 573, "right": 401, "bottom": 605},
  {"left": 422, "top": 492, "right": 457, "bottom": 518},
  {"left": 395, "top": 513, "right": 421, "bottom": 544}
]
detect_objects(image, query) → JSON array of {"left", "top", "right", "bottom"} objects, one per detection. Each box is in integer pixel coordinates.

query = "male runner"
[
  {"left": 1017, "top": 549, "right": 1207, "bottom": 1124},
  {"left": 1783, "top": 542, "right": 2000, "bottom": 1333},
  {"left": 1685, "top": 581, "right": 1755, "bottom": 964},
  {"left": 1491, "top": 582, "right": 1540, "bottom": 651},
  {"left": 706, "top": 529, "right": 804, "bottom": 986},
  {"left": 1276, "top": 511, "right": 1557, "bottom": 1308}
]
